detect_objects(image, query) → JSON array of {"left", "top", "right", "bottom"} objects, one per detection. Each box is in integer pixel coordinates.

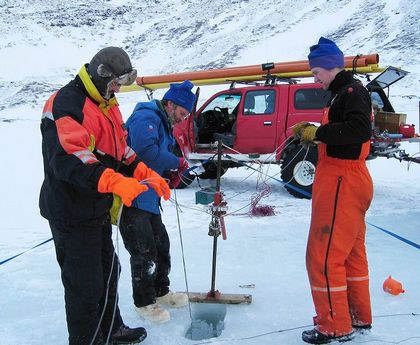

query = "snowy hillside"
[
  {"left": 0, "top": 0, "right": 419, "bottom": 117},
  {"left": 0, "top": 0, "right": 419, "bottom": 344}
]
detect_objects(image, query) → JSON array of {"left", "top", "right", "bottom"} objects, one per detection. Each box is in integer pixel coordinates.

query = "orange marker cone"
[{"left": 383, "top": 275, "right": 405, "bottom": 295}]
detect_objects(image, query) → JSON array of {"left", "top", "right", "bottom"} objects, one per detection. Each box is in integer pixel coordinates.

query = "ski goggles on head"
[{"left": 114, "top": 69, "right": 137, "bottom": 86}]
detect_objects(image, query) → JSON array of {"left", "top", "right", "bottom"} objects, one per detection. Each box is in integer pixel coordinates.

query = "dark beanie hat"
[
  {"left": 88, "top": 47, "right": 134, "bottom": 96},
  {"left": 163, "top": 80, "right": 196, "bottom": 112},
  {"left": 308, "top": 37, "right": 344, "bottom": 70}
]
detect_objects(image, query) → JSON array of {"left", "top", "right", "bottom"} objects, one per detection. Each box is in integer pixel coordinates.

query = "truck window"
[
  {"left": 243, "top": 90, "right": 276, "bottom": 115},
  {"left": 371, "top": 91, "right": 384, "bottom": 110},
  {"left": 295, "top": 88, "right": 329, "bottom": 109},
  {"left": 202, "top": 94, "right": 241, "bottom": 118}
]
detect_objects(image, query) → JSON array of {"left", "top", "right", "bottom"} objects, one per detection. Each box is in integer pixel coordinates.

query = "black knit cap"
[{"left": 87, "top": 46, "right": 133, "bottom": 96}]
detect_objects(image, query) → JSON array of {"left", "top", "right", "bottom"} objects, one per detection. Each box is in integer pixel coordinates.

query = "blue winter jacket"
[{"left": 126, "top": 100, "right": 179, "bottom": 214}]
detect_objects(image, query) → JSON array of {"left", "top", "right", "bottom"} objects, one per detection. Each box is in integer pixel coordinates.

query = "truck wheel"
[
  {"left": 172, "top": 146, "right": 196, "bottom": 189},
  {"left": 281, "top": 145, "right": 318, "bottom": 199},
  {"left": 198, "top": 161, "right": 228, "bottom": 179}
]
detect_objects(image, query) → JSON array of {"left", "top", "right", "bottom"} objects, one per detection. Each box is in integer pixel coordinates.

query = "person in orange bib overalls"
[{"left": 293, "top": 37, "right": 373, "bottom": 344}]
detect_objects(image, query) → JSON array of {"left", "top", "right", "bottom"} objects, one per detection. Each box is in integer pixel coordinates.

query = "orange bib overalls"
[{"left": 306, "top": 107, "right": 373, "bottom": 336}]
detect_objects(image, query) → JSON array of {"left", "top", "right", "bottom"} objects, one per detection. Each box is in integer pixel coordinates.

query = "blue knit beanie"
[
  {"left": 308, "top": 37, "right": 344, "bottom": 70},
  {"left": 163, "top": 80, "right": 196, "bottom": 112}
]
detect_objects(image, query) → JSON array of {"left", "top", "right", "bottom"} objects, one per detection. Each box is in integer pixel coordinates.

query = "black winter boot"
[
  {"left": 302, "top": 328, "right": 354, "bottom": 344},
  {"left": 353, "top": 324, "right": 372, "bottom": 333},
  {"left": 109, "top": 324, "right": 147, "bottom": 344}
]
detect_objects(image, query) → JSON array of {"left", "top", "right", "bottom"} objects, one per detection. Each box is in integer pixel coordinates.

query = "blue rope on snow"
[
  {"left": 228, "top": 157, "right": 419, "bottom": 250},
  {"left": 366, "top": 222, "right": 420, "bottom": 250},
  {"left": 1, "top": 160, "right": 418, "bottom": 266},
  {"left": 0, "top": 237, "right": 53, "bottom": 266},
  {"left": 0, "top": 158, "right": 213, "bottom": 267},
  {"left": 0, "top": 221, "right": 418, "bottom": 268}
]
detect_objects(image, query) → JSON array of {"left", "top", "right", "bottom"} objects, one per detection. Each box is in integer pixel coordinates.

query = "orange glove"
[
  {"left": 98, "top": 168, "right": 149, "bottom": 207},
  {"left": 133, "top": 162, "right": 171, "bottom": 200}
]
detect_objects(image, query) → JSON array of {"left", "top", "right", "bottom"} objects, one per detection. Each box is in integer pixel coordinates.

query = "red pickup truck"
[{"left": 170, "top": 66, "right": 411, "bottom": 198}]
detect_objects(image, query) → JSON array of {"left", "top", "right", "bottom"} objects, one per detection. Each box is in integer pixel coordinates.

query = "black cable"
[
  {"left": 352, "top": 336, "right": 420, "bottom": 344},
  {"left": 89, "top": 238, "right": 117, "bottom": 345},
  {"left": 191, "top": 324, "right": 312, "bottom": 344},
  {"left": 373, "top": 312, "right": 419, "bottom": 318},
  {"left": 173, "top": 188, "right": 193, "bottom": 321},
  {"left": 89, "top": 204, "right": 124, "bottom": 345},
  {"left": 105, "top": 206, "right": 123, "bottom": 344},
  {"left": 352, "top": 54, "right": 362, "bottom": 75},
  {"left": 190, "top": 313, "right": 420, "bottom": 345}
]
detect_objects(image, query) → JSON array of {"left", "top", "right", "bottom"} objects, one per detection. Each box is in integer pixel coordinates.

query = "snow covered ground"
[
  {"left": 0, "top": 1, "right": 419, "bottom": 343},
  {"left": 0, "top": 100, "right": 419, "bottom": 344}
]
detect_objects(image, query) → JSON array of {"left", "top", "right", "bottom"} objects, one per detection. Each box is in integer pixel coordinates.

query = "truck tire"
[
  {"left": 198, "top": 161, "right": 228, "bottom": 179},
  {"left": 172, "top": 146, "right": 196, "bottom": 189},
  {"left": 281, "top": 145, "right": 318, "bottom": 199}
]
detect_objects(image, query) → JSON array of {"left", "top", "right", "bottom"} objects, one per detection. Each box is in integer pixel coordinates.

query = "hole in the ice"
[{"left": 185, "top": 303, "right": 227, "bottom": 340}]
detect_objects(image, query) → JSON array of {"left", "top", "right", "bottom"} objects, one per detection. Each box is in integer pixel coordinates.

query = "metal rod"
[
  {"left": 209, "top": 229, "right": 218, "bottom": 296},
  {"left": 209, "top": 140, "right": 224, "bottom": 296},
  {"left": 215, "top": 140, "right": 223, "bottom": 192}
]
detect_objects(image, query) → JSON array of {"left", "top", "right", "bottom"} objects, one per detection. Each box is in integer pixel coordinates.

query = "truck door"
[
  {"left": 194, "top": 93, "right": 241, "bottom": 147},
  {"left": 234, "top": 89, "right": 277, "bottom": 154},
  {"left": 286, "top": 84, "right": 328, "bottom": 138}
]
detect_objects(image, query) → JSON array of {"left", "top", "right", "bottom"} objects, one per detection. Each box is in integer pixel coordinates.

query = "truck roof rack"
[
  {"left": 119, "top": 53, "right": 383, "bottom": 92},
  {"left": 262, "top": 75, "right": 297, "bottom": 85},
  {"left": 261, "top": 63, "right": 297, "bottom": 85},
  {"left": 227, "top": 75, "right": 297, "bottom": 89}
]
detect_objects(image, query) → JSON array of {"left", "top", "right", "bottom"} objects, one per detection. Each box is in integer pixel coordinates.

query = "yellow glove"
[
  {"left": 98, "top": 168, "right": 149, "bottom": 207},
  {"left": 300, "top": 125, "right": 318, "bottom": 145},
  {"left": 291, "top": 122, "right": 312, "bottom": 138},
  {"left": 133, "top": 162, "right": 171, "bottom": 201}
]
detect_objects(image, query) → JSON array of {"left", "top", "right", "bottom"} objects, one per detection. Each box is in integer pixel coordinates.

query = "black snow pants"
[
  {"left": 119, "top": 207, "right": 171, "bottom": 307},
  {"left": 49, "top": 219, "right": 123, "bottom": 345}
]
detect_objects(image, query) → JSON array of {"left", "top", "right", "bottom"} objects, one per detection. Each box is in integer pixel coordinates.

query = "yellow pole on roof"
[{"left": 120, "top": 65, "right": 384, "bottom": 92}]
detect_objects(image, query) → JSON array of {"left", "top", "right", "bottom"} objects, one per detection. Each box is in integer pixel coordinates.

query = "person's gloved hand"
[
  {"left": 165, "top": 158, "right": 189, "bottom": 189},
  {"left": 98, "top": 168, "right": 149, "bottom": 207},
  {"left": 178, "top": 157, "right": 189, "bottom": 174},
  {"left": 300, "top": 125, "right": 318, "bottom": 146},
  {"left": 291, "top": 122, "right": 318, "bottom": 146},
  {"left": 291, "top": 122, "right": 312, "bottom": 138},
  {"left": 167, "top": 170, "right": 181, "bottom": 189},
  {"left": 133, "top": 162, "right": 171, "bottom": 200}
]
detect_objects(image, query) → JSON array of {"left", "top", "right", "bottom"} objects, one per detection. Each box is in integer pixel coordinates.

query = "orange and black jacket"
[
  {"left": 39, "top": 65, "right": 140, "bottom": 224},
  {"left": 315, "top": 70, "right": 372, "bottom": 160}
]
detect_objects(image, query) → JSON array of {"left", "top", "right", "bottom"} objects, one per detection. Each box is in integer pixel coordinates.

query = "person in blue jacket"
[{"left": 119, "top": 80, "right": 195, "bottom": 323}]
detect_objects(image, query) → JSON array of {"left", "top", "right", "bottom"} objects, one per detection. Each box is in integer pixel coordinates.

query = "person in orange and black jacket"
[
  {"left": 39, "top": 47, "right": 170, "bottom": 345},
  {"left": 292, "top": 37, "right": 373, "bottom": 344}
]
